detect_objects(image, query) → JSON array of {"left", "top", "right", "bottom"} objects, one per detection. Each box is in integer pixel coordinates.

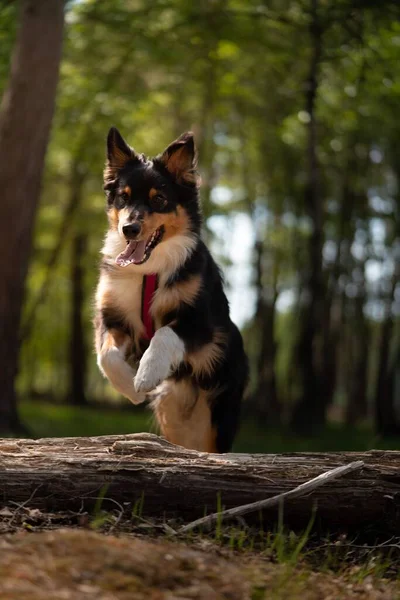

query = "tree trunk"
[
  {"left": 320, "top": 178, "right": 353, "bottom": 418},
  {"left": 374, "top": 154, "right": 400, "bottom": 434},
  {"left": 374, "top": 302, "right": 399, "bottom": 435},
  {"left": 0, "top": 433, "right": 399, "bottom": 533},
  {"left": 252, "top": 239, "right": 281, "bottom": 424},
  {"left": 374, "top": 229, "right": 400, "bottom": 434},
  {"left": 346, "top": 288, "right": 369, "bottom": 426},
  {"left": 291, "top": 0, "right": 325, "bottom": 432},
  {"left": 68, "top": 232, "right": 87, "bottom": 406},
  {"left": 0, "top": 0, "right": 64, "bottom": 433}
]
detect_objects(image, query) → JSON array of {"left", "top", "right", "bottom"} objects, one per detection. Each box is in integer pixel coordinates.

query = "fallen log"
[{"left": 0, "top": 433, "right": 399, "bottom": 533}]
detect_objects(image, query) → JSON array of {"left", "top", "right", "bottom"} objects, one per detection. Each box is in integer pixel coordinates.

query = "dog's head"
[{"left": 102, "top": 127, "right": 201, "bottom": 273}]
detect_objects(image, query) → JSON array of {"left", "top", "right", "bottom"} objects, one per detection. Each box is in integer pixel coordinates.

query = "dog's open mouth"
[{"left": 116, "top": 226, "right": 164, "bottom": 267}]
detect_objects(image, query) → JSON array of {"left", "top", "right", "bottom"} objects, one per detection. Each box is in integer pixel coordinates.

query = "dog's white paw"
[
  {"left": 134, "top": 326, "right": 185, "bottom": 393},
  {"left": 128, "top": 389, "right": 147, "bottom": 405},
  {"left": 98, "top": 344, "right": 146, "bottom": 406},
  {"left": 134, "top": 349, "right": 172, "bottom": 393}
]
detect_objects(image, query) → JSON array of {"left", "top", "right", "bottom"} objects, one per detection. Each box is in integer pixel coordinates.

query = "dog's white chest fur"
[{"left": 96, "top": 269, "right": 185, "bottom": 397}]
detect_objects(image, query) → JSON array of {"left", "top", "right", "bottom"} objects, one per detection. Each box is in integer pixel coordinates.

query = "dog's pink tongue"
[
  {"left": 131, "top": 241, "right": 146, "bottom": 263},
  {"left": 116, "top": 240, "right": 146, "bottom": 267}
]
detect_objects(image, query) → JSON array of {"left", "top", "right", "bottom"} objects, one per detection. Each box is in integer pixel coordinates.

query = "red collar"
[{"left": 141, "top": 274, "right": 158, "bottom": 340}]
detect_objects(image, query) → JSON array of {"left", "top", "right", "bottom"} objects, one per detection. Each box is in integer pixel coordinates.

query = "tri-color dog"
[{"left": 94, "top": 128, "right": 248, "bottom": 452}]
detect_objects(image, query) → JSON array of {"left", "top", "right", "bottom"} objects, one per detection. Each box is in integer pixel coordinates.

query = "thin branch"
[
  {"left": 176, "top": 460, "right": 364, "bottom": 535},
  {"left": 7, "top": 486, "right": 42, "bottom": 526}
]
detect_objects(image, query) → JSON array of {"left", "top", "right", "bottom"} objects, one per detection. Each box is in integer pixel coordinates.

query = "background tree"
[{"left": 0, "top": 0, "right": 64, "bottom": 432}]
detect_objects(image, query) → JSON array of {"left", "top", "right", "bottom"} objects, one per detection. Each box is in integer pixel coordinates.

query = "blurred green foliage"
[{"left": 2, "top": 0, "right": 400, "bottom": 445}]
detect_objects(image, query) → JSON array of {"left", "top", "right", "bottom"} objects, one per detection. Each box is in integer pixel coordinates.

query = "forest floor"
[
  {"left": 0, "top": 508, "right": 399, "bottom": 600},
  {"left": 3, "top": 401, "right": 398, "bottom": 598}
]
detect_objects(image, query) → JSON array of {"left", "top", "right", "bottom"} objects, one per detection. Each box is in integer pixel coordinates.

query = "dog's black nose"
[{"left": 122, "top": 222, "right": 141, "bottom": 239}]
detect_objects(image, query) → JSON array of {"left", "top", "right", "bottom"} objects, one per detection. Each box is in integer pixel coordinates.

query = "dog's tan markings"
[
  {"left": 104, "top": 146, "right": 134, "bottom": 183},
  {"left": 107, "top": 207, "right": 119, "bottom": 230},
  {"left": 107, "top": 202, "right": 132, "bottom": 232},
  {"left": 123, "top": 185, "right": 131, "bottom": 197},
  {"left": 100, "top": 328, "right": 131, "bottom": 358},
  {"left": 187, "top": 329, "right": 227, "bottom": 378},
  {"left": 94, "top": 284, "right": 134, "bottom": 355},
  {"left": 163, "top": 146, "right": 188, "bottom": 176},
  {"left": 143, "top": 232, "right": 197, "bottom": 278},
  {"left": 151, "top": 275, "right": 202, "bottom": 325},
  {"left": 142, "top": 205, "right": 191, "bottom": 241},
  {"left": 149, "top": 187, "right": 158, "bottom": 200},
  {"left": 151, "top": 380, "right": 217, "bottom": 452},
  {"left": 94, "top": 313, "right": 104, "bottom": 356},
  {"left": 161, "top": 145, "right": 199, "bottom": 186},
  {"left": 110, "top": 328, "right": 129, "bottom": 348},
  {"left": 96, "top": 271, "right": 145, "bottom": 350},
  {"left": 113, "top": 146, "right": 132, "bottom": 166}
]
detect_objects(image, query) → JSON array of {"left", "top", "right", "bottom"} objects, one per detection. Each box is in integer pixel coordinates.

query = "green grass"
[
  {"left": 235, "top": 420, "right": 400, "bottom": 453},
  {"left": 19, "top": 400, "right": 400, "bottom": 452},
  {"left": 20, "top": 401, "right": 153, "bottom": 439}
]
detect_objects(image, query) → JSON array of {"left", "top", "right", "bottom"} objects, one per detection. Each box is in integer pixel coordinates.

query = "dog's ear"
[
  {"left": 158, "top": 132, "right": 199, "bottom": 186},
  {"left": 104, "top": 127, "right": 138, "bottom": 185}
]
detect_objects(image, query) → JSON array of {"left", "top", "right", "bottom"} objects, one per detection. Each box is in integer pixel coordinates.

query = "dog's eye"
[
  {"left": 115, "top": 192, "right": 129, "bottom": 209},
  {"left": 150, "top": 194, "right": 167, "bottom": 211}
]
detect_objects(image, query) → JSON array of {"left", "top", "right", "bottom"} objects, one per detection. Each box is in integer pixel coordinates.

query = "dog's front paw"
[
  {"left": 134, "top": 350, "right": 171, "bottom": 393},
  {"left": 128, "top": 389, "right": 147, "bottom": 405},
  {"left": 134, "top": 327, "right": 185, "bottom": 393}
]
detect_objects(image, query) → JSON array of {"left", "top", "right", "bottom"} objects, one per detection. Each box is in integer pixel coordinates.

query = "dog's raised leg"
[
  {"left": 134, "top": 326, "right": 185, "bottom": 393},
  {"left": 98, "top": 329, "right": 145, "bottom": 404}
]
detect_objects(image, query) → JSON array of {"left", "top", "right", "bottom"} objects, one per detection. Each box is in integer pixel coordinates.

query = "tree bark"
[
  {"left": 0, "top": 0, "right": 64, "bottom": 433},
  {"left": 68, "top": 231, "right": 87, "bottom": 406},
  {"left": 346, "top": 287, "right": 369, "bottom": 426},
  {"left": 374, "top": 280, "right": 400, "bottom": 435},
  {"left": 291, "top": 0, "right": 325, "bottom": 432},
  {"left": 252, "top": 239, "right": 281, "bottom": 424},
  {"left": 0, "top": 433, "right": 399, "bottom": 533},
  {"left": 374, "top": 200, "right": 400, "bottom": 434}
]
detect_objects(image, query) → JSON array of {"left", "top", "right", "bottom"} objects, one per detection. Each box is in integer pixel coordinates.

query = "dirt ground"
[{"left": 0, "top": 529, "right": 398, "bottom": 600}]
